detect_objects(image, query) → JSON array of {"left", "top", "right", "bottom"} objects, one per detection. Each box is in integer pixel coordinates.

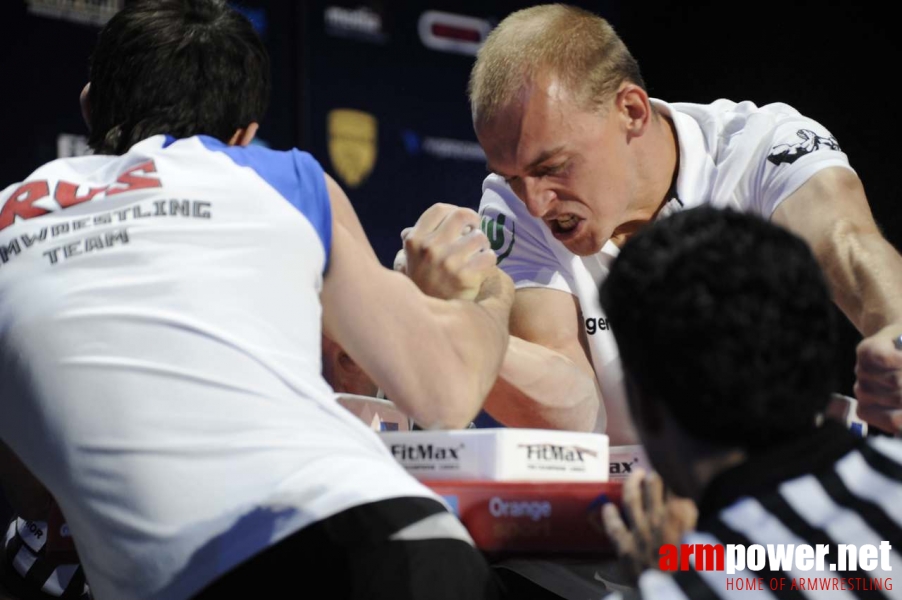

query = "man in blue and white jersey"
[{"left": 0, "top": 2, "right": 513, "bottom": 599}]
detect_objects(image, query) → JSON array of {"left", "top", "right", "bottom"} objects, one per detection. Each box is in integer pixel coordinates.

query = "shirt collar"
[
  {"left": 649, "top": 99, "right": 716, "bottom": 213},
  {"left": 696, "top": 421, "right": 862, "bottom": 521}
]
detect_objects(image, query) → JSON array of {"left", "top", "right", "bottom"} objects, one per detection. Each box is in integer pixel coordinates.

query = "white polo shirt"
[
  {"left": 478, "top": 99, "right": 855, "bottom": 439},
  {"left": 0, "top": 135, "right": 438, "bottom": 600}
]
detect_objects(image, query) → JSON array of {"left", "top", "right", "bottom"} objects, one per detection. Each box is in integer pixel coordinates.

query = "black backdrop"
[{"left": 2, "top": 0, "right": 899, "bottom": 401}]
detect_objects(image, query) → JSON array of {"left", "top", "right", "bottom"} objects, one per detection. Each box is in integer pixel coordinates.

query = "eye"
[{"left": 537, "top": 162, "right": 566, "bottom": 177}]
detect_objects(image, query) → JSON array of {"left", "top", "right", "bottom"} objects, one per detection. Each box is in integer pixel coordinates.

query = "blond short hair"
[{"left": 469, "top": 4, "right": 644, "bottom": 125}]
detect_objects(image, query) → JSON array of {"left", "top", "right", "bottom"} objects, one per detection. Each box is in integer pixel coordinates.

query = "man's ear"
[
  {"left": 228, "top": 122, "right": 260, "bottom": 147},
  {"left": 80, "top": 83, "right": 92, "bottom": 130},
  {"left": 616, "top": 83, "right": 652, "bottom": 138}
]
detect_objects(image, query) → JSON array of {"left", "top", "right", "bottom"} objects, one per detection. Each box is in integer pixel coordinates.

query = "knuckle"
[
  {"left": 403, "top": 236, "right": 421, "bottom": 253},
  {"left": 420, "top": 241, "right": 440, "bottom": 262},
  {"left": 856, "top": 341, "right": 875, "bottom": 359},
  {"left": 439, "top": 253, "right": 458, "bottom": 273},
  {"left": 427, "top": 202, "right": 454, "bottom": 216},
  {"left": 451, "top": 208, "right": 478, "bottom": 227},
  {"left": 452, "top": 206, "right": 478, "bottom": 219}
]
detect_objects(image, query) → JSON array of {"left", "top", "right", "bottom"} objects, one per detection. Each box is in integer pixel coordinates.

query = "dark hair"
[
  {"left": 600, "top": 207, "right": 836, "bottom": 449},
  {"left": 87, "top": 0, "right": 270, "bottom": 155}
]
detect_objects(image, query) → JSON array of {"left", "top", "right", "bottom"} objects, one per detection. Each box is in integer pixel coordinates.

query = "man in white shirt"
[
  {"left": 0, "top": 1, "right": 512, "bottom": 599},
  {"left": 401, "top": 4, "right": 902, "bottom": 444}
]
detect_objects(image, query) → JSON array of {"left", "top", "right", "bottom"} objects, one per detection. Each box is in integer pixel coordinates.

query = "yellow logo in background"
[{"left": 328, "top": 109, "right": 377, "bottom": 188}]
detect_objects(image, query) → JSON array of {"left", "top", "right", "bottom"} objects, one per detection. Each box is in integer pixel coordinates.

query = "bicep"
[
  {"left": 510, "top": 287, "right": 595, "bottom": 376},
  {"left": 321, "top": 183, "right": 434, "bottom": 349},
  {"left": 324, "top": 173, "right": 377, "bottom": 261},
  {"left": 320, "top": 174, "right": 421, "bottom": 373},
  {"left": 322, "top": 223, "right": 424, "bottom": 354},
  {"left": 771, "top": 166, "right": 880, "bottom": 253},
  {"left": 770, "top": 166, "right": 902, "bottom": 333}
]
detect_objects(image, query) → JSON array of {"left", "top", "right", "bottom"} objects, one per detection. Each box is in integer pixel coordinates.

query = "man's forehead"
[
  {"left": 478, "top": 72, "right": 572, "bottom": 128},
  {"left": 485, "top": 144, "right": 566, "bottom": 176},
  {"left": 479, "top": 99, "right": 572, "bottom": 175}
]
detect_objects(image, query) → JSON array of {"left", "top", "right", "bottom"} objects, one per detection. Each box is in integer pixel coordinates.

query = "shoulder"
[
  {"left": 478, "top": 174, "right": 545, "bottom": 235},
  {"left": 2, "top": 155, "right": 116, "bottom": 196},
  {"left": 665, "top": 98, "right": 805, "bottom": 122},
  {"left": 479, "top": 173, "right": 518, "bottom": 211},
  {"left": 184, "top": 136, "right": 329, "bottom": 209},
  {"left": 188, "top": 136, "right": 325, "bottom": 182}
]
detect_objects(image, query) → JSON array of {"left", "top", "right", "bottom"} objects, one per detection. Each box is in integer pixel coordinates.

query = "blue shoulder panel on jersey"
[{"left": 196, "top": 136, "right": 332, "bottom": 269}]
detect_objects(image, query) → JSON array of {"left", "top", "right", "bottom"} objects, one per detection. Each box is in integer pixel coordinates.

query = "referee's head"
[
  {"left": 84, "top": 0, "right": 270, "bottom": 155},
  {"left": 600, "top": 207, "right": 836, "bottom": 494}
]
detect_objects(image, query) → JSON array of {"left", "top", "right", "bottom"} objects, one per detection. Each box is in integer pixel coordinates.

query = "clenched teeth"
[{"left": 556, "top": 215, "right": 578, "bottom": 230}]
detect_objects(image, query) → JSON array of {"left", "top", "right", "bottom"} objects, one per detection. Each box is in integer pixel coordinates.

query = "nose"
[{"left": 514, "top": 176, "right": 554, "bottom": 219}]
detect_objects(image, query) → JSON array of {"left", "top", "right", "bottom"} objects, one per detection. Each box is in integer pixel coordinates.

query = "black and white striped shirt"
[
  {"left": 632, "top": 423, "right": 902, "bottom": 599},
  {"left": 2, "top": 517, "right": 88, "bottom": 599}
]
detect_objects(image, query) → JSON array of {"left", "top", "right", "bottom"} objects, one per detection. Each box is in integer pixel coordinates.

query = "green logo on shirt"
[{"left": 479, "top": 210, "right": 516, "bottom": 265}]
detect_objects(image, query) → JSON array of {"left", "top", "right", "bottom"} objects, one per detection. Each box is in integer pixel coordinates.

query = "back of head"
[
  {"left": 88, "top": 0, "right": 270, "bottom": 155},
  {"left": 468, "top": 4, "right": 644, "bottom": 125},
  {"left": 600, "top": 207, "right": 836, "bottom": 450}
]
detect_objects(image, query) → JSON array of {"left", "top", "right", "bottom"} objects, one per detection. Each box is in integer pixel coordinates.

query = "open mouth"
[{"left": 548, "top": 214, "right": 583, "bottom": 239}]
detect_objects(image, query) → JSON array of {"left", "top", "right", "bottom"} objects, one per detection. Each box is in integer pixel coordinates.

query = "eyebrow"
[{"left": 486, "top": 145, "right": 566, "bottom": 178}]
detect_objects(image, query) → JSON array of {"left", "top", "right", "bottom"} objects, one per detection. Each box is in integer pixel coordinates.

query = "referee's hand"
[{"left": 602, "top": 469, "right": 698, "bottom": 582}]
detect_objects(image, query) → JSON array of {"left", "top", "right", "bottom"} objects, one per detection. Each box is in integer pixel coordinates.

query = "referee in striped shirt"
[{"left": 599, "top": 206, "right": 902, "bottom": 599}]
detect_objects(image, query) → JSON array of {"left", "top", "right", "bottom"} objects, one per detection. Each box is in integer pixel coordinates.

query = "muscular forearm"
[
  {"left": 483, "top": 335, "right": 604, "bottom": 432},
  {"left": 772, "top": 168, "right": 902, "bottom": 336},
  {"left": 819, "top": 222, "right": 902, "bottom": 335},
  {"left": 426, "top": 270, "right": 515, "bottom": 428}
]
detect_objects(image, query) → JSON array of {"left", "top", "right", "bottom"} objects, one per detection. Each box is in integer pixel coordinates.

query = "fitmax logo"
[
  {"left": 519, "top": 444, "right": 598, "bottom": 462},
  {"left": 391, "top": 444, "right": 464, "bottom": 461},
  {"left": 610, "top": 459, "right": 638, "bottom": 475}
]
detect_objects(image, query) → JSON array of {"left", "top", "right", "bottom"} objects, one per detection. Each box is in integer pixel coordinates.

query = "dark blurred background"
[{"left": 0, "top": 0, "right": 897, "bottom": 435}]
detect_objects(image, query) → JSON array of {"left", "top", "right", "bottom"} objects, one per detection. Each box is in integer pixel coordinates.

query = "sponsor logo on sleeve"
[
  {"left": 767, "top": 129, "right": 841, "bottom": 166},
  {"left": 479, "top": 208, "right": 515, "bottom": 266}
]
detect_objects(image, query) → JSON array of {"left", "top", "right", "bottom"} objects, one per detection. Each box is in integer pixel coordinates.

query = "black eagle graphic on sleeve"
[{"left": 768, "top": 129, "right": 841, "bottom": 165}]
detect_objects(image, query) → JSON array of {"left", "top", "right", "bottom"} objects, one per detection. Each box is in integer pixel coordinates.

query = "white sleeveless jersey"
[
  {"left": 478, "top": 99, "right": 855, "bottom": 439},
  {"left": 0, "top": 135, "right": 437, "bottom": 600}
]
